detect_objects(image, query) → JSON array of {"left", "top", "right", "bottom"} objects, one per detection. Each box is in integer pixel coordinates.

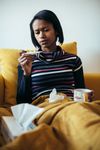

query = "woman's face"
[{"left": 32, "top": 19, "right": 57, "bottom": 52}]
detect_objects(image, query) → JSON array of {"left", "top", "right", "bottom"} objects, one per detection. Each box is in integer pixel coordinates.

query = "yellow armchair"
[{"left": 0, "top": 41, "right": 100, "bottom": 108}]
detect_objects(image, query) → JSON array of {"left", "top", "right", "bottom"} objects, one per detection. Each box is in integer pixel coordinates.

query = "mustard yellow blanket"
[{"left": 0, "top": 98, "right": 100, "bottom": 150}]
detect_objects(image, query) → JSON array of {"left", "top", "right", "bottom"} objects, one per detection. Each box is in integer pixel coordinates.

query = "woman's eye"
[
  {"left": 44, "top": 28, "right": 49, "bottom": 32},
  {"left": 35, "top": 31, "right": 39, "bottom": 34}
]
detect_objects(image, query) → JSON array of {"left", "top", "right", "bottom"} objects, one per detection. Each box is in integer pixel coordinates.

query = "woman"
[{"left": 17, "top": 9, "right": 85, "bottom": 104}]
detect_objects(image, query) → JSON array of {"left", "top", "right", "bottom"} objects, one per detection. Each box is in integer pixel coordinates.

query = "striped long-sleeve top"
[{"left": 17, "top": 46, "right": 85, "bottom": 104}]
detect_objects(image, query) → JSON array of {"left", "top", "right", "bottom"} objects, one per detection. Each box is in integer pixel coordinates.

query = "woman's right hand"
[{"left": 18, "top": 51, "right": 33, "bottom": 76}]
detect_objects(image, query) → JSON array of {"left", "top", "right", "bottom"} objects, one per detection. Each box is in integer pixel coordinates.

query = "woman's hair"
[{"left": 30, "top": 10, "right": 64, "bottom": 48}]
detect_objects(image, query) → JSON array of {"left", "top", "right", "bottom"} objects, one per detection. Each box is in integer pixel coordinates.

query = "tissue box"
[
  {"left": 1, "top": 116, "right": 28, "bottom": 143},
  {"left": 1, "top": 104, "right": 43, "bottom": 143}
]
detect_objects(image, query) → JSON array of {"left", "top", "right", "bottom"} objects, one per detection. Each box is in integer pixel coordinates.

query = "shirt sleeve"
[
  {"left": 73, "top": 56, "right": 85, "bottom": 88},
  {"left": 16, "top": 65, "right": 32, "bottom": 104}
]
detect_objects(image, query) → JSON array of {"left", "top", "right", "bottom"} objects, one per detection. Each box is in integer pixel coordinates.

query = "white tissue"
[
  {"left": 48, "top": 88, "right": 64, "bottom": 103},
  {"left": 11, "top": 103, "right": 44, "bottom": 130}
]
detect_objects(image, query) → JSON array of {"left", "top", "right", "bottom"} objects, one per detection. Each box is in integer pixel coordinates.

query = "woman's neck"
[{"left": 41, "top": 44, "right": 57, "bottom": 52}]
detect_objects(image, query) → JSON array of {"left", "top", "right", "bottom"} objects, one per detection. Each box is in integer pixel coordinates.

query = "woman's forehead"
[{"left": 32, "top": 19, "right": 53, "bottom": 30}]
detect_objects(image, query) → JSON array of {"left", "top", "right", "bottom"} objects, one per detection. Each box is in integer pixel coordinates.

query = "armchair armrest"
[{"left": 84, "top": 73, "right": 100, "bottom": 100}]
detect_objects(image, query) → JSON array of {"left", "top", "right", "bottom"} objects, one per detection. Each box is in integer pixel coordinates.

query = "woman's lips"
[{"left": 40, "top": 40, "right": 48, "bottom": 45}]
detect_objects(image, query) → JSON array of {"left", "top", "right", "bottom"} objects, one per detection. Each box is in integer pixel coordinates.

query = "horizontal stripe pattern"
[{"left": 31, "top": 48, "right": 82, "bottom": 100}]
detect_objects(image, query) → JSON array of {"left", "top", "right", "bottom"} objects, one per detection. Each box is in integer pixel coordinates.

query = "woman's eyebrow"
[
  {"left": 34, "top": 26, "right": 49, "bottom": 31},
  {"left": 34, "top": 29, "right": 39, "bottom": 32}
]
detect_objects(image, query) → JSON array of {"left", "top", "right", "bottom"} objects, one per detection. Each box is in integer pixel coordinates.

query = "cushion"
[
  {"left": 61, "top": 41, "right": 77, "bottom": 54},
  {"left": 0, "top": 49, "right": 21, "bottom": 105}
]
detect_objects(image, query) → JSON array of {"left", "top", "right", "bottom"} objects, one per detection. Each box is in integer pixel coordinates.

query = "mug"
[{"left": 74, "top": 88, "right": 94, "bottom": 102}]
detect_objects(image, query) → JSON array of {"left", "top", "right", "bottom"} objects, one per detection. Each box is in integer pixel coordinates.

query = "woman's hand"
[{"left": 18, "top": 51, "right": 34, "bottom": 76}]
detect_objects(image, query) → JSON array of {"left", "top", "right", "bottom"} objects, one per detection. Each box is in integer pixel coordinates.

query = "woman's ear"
[{"left": 55, "top": 31, "right": 59, "bottom": 42}]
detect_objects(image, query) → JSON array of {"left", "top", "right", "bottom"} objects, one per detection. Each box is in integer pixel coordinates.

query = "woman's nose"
[{"left": 39, "top": 31, "right": 46, "bottom": 38}]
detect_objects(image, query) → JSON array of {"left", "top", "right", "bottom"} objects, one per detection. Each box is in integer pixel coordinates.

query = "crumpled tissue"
[{"left": 48, "top": 88, "right": 65, "bottom": 103}]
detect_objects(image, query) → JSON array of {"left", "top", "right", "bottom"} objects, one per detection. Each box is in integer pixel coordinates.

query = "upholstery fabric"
[
  {"left": 0, "top": 49, "right": 21, "bottom": 105},
  {"left": 85, "top": 73, "right": 100, "bottom": 100},
  {"left": 0, "top": 74, "right": 4, "bottom": 104},
  {"left": 61, "top": 42, "right": 77, "bottom": 54}
]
